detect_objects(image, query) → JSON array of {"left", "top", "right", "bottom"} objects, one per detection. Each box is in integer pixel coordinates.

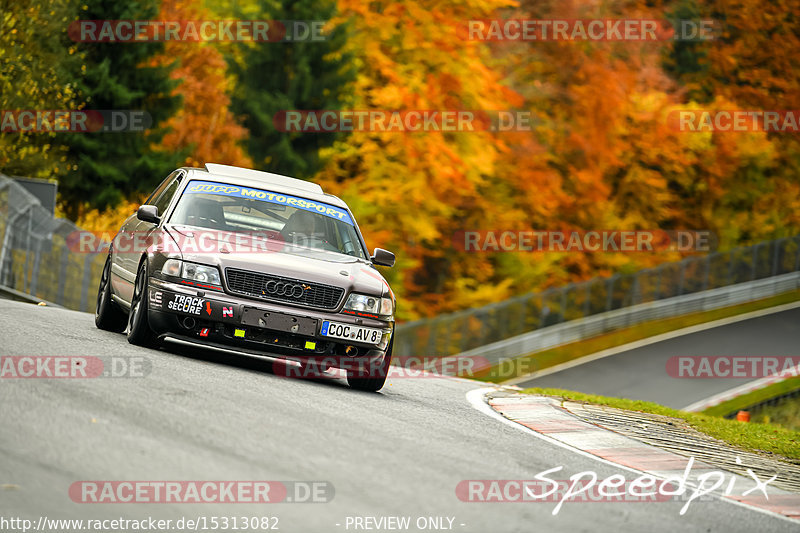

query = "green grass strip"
[
  {"left": 521, "top": 387, "right": 800, "bottom": 463},
  {"left": 703, "top": 377, "right": 800, "bottom": 417}
]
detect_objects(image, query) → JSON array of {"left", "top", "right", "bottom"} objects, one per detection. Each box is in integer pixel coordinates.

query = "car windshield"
[{"left": 169, "top": 180, "right": 368, "bottom": 259}]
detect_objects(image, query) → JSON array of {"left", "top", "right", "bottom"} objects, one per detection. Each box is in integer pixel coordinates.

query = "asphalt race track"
[
  {"left": 518, "top": 307, "right": 800, "bottom": 409},
  {"left": 0, "top": 299, "right": 796, "bottom": 532}
]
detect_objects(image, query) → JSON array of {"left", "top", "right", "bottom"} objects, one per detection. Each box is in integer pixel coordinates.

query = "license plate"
[{"left": 321, "top": 321, "right": 382, "bottom": 345}]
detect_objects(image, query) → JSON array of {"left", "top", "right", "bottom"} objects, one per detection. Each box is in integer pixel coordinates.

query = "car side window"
[
  {"left": 152, "top": 174, "right": 183, "bottom": 218},
  {"left": 144, "top": 171, "right": 178, "bottom": 206}
]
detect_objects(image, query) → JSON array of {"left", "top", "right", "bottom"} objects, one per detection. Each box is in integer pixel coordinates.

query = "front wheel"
[
  {"left": 347, "top": 337, "right": 393, "bottom": 392},
  {"left": 95, "top": 255, "right": 127, "bottom": 332},
  {"left": 127, "top": 261, "right": 158, "bottom": 347}
]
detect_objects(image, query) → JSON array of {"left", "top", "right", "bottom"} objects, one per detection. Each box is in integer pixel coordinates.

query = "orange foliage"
[
  {"left": 74, "top": 196, "right": 143, "bottom": 233},
  {"left": 150, "top": 0, "right": 251, "bottom": 168},
  {"left": 317, "top": 0, "right": 800, "bottom": 319}
]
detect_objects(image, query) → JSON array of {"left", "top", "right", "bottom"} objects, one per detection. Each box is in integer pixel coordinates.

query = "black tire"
[
  {"left": 95, "top": 255, "right": 127, "bottom": 332},
  {"left": 347, "top": 337, "right": 393, "bottom": 392},
  {"left": 127, "top": 260, "right": 158, "bottom": 347}
]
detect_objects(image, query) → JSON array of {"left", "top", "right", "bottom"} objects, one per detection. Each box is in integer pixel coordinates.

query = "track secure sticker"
[
  {"left": 167, "top": 294, "right": 205, "bottom": 315},
  {"left": 184, "top": 180, "right": 354, "bottom": 226}
]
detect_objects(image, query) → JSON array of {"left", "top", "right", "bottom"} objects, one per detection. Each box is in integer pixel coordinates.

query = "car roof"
[{"left": 180, "top": 163, "right": 349, "bottom": 209}]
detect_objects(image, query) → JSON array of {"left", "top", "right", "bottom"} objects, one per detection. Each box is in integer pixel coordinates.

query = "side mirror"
[
  {"left": 371, "top": 247, "right": 395, "bottom": 267},
  {"left": 137, "top": 205, "right": 160, "bottom": 224}
]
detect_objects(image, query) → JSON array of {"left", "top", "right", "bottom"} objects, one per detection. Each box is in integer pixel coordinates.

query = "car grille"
[{"left": 225, "top": 268, "right": 345, "bottom": 310}]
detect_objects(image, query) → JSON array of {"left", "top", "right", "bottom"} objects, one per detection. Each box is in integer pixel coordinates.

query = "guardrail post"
[
  {"left": 540, "top": 290, "right": 550, "bottom": 325},
  {"left": 771, "top": 239, "right": 782, "bottom": 276},
  {"left": 478, "top": 312, "right": 489, "bottom": 346},
  {"left": 583, "top": 281, "right": 591, "bottom": 317},
  {"left": 751, "top": 244, "right": 759, "bottom": 280},
  {"left": 654, "top": 265, "right": 662, "bottom": 300},
  {"left": 441, "top": 318, "right": 454, "bottom": 355},
  {"left": 795, "top": 237, "right": 800, "bottom": 272},
  {"left": 605, "top": 276, "right": 615, "bottom": 312},
  {"left": 727, "top": 251, "right": 734, "bottom": 285},
  {"left": 459, "top": 315, "right": 470, "bottom": 353},
  {"left": 29, "top": 240, "right": 41, "bottom": 297},
  {"left": 80, "top": 254, "right": 95, "bottom": 312},
  {"left": 496, "top": 305, "right": 507, "bottom": 340},
  {"left": 425, "top": 318, "right": 438, "bottom": 356},
  {"left": 22, "top": 208, "right": 33, "bottom": 292},
  {"left": 56, "top": 244, "right": 69, "bottom": 306}
]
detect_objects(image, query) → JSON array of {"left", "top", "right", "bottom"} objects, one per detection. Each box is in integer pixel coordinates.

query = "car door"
[
  {"left": 131, "top": 170, "right": 184, "bottom": 266},
  {"left": 111, "top": 171, "right": 181, "bottom": 303}
]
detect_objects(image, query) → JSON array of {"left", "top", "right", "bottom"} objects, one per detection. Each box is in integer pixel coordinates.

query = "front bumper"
[{"left": 146, "top": 278, "right": 392, "bottom": 368}]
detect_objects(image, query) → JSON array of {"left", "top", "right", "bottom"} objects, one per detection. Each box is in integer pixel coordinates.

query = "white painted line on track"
[{"left": 681, "top": 364, "right": 800, "bottom": 412}]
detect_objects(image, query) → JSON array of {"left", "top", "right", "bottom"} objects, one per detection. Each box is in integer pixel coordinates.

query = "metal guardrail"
[
  {"left": 0, "top": 174, "right": 106, "bottom": 311},
  {"left": 394, "top": 235, "right": 800, "bottom": 359},
  {"left": 454, "top": 271, "right": 800, "bottom": 370}
]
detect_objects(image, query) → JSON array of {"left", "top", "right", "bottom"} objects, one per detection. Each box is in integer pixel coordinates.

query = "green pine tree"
[
  {"left": 662, "top": 0, "right": 713, "bottom": 103},
  {"left": 227, "top": 0, "right": 355, "bottom": 179},
  {"left": 60, "top": 0, "right": 184, "bottom": 218}
]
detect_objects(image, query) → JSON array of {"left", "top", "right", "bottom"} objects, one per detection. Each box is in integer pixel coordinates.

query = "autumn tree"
[
  {"left": 59, "top": 0, "right": 183, "bottom": 218},
  {"left": 0, "top": 0, "right": 84, "bottom": 180},
  {"left": 150, "top": 0, "right": 252, "bottom": 169},
  {"left": 316, "top": 0, "right": 529, "bottom": 318},
  {"left": 226, "top": 0, "right": 355, "bottom": 178}
]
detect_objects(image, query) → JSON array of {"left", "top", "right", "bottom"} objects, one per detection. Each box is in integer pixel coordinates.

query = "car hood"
[{"left": 165, "top": 225, "right": 390, "bottom": 296}]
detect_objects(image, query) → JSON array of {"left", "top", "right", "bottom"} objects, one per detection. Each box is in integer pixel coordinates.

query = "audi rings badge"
[{"left": 264, "top": 280, "right": 305, "bottom": 298}]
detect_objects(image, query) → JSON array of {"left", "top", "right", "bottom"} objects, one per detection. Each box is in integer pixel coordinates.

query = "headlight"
[
  {"left": 161, "top": 259, "right": 221, "bottom": 287},
  {"left": 161, "top": 258, "right": 182, "bottom": 277},
  {"left": 344, "top": 293, "right": 393, "bottom": 318},
  {"left": 182, "top": 262, "right": 221, "bottom": 285}
]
